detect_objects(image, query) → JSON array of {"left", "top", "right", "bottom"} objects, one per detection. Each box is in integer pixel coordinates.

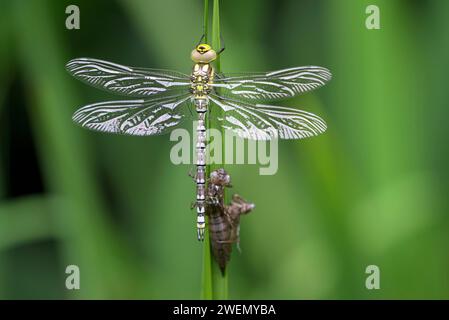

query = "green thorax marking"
[{"left": 191, "top": 63, "right": 214, "bottom": 98}]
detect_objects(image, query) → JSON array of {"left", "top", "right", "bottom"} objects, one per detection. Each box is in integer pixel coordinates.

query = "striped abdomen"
[
  {"left": 194, "top": 97, "right": 207, "bottom": 240},
  {"left": 192, "top": 62, "right": 213, "bottom": 241}
]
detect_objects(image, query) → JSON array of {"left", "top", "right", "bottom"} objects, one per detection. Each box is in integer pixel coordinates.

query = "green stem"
[
  {"left": 210, "top": 0, "right": 228, "bottom": 300},
  {"left": 201, "top": 0, "right": 228, "bottom": 300},
  {"left": 201, "top": 0, "right": 213, "bottom": 300},
  {"left": 203, "top": 0, "right": 209, "bottom": 44}
]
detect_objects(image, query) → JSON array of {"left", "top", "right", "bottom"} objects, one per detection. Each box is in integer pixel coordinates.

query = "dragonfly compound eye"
[{"left": 191, "top": 45, "right": 217, "bottom": 63}]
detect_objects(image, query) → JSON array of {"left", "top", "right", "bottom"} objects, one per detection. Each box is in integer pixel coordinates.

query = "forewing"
[
  {"left": 72, "top": 94, "right": 192, "bottom": 136},
  {"left": 66, "top": 58, "right": 191, "bottom": 97},
  {"left": 209, "top": 95, "right": 327, "bottom": 140},
  {"left": 212, "top": 66, "right": 331, "bottom": 102}
]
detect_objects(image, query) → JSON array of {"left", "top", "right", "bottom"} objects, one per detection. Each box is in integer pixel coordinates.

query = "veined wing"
[
  {"left": 66, "top": 58, "right": 191, "bottom": 97},
  {"left": 209, "top": 95, "right": 326, "bottom": 140},
  {"left": 72, "top": 94, "right": 191, "bottom": 136},
  {"left": 211, "top": 66, "right": 331, "bottom": 102}
]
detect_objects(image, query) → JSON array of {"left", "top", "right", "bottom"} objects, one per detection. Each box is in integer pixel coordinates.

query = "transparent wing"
[
  {"left": 72, "top": 94, "right": 192, "bottom": 136},
  {"left": 211, "top": 66, "right": 332, "bottom": 102},
  {"left": 66, "top": 58, "right": 191, "bottom": 98},
  {"left": 209, "top": 95, "right": 327, "bottom": 140}
]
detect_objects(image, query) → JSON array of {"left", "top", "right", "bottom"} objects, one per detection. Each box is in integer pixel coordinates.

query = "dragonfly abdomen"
[
  {"left": 192, "top": 62, "right": 214, "bottom": 241},
  {"left": 194, "top": 96, "right": 208, "bottom": 240}
]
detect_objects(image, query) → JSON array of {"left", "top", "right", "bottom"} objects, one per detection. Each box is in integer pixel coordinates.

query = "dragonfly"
[{"left": 66, "top": 42, "right": 332, "bottom": 241}]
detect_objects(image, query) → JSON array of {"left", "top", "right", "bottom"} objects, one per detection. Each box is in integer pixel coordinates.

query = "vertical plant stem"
[
  {"left": 210, "top": 0, "right": 228, "bottom": 300},
  {"left": 201, "top": 0, "right": 228, "bottom": 300},
  {"left": 201, "top": 0, "right": 213, "bottom": 300},
  {"left": 0, "top": 6, "right": 11, "bottom": 200},
  {"left": 203, "top": 0, "right": 209, "bottom": 44}
]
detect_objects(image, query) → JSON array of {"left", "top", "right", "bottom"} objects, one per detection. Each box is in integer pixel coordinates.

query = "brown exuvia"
[{"left": 206, "top": 169, "right": 255, "bottom": 275}]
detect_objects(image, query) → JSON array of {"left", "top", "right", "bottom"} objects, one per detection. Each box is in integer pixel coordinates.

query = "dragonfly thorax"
[{"left": 190, "top": 63, "right": 214, "bottom": 98}]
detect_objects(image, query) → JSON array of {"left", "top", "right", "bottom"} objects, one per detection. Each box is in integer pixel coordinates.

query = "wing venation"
[
  {"left": 66, "top": 58, "right": 191, "bottom": 97},
  {"left": 72, "top": 94, "right": 191, "bottom": 136},
  {"left": 212, "top": 66, "right": 331, "bottom": 102},
  {"left": 209, "top": 95, "right": 327, "bottom": 140}
]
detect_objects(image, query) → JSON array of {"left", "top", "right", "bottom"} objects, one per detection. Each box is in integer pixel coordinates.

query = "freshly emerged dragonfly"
[{"left": 66, "top": 43, "right": 331, "bottom": 241}]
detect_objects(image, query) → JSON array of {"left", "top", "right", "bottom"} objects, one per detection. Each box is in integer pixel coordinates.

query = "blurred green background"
[{"left": 1, "top": 0, "right": 448, "bottom": 299}]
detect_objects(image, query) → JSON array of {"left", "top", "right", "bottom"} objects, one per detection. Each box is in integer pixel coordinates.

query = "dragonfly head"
[{"left": 191, "top": 43, "right": 217, "bottom": 63}]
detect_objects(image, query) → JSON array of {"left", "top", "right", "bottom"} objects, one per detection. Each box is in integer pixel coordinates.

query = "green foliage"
[{"left": 0, "top": 0, "right": 448, "bottom": 299}]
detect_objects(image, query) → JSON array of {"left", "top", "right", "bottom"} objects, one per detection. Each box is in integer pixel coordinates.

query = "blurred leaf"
[
  {"left": 12, "top": 0, "right": 142, "bottom": 298},
  {"left": 1, "top": 0, "right": 449, "bottom": 299},
  {"left": 0, "top": 195, "right": 56, "bottom": 251},
  {"left": 120, "top": 0, "right": 202, "bottom": 71},
  {"left": 0, "top": 2, "right": 12, "bottom": 199},
  {"left": 348, "top": 172, "right": 442, "bottom": 255},
  {"left": 270, "top": 239, "right": 339, "bottom": 299}
]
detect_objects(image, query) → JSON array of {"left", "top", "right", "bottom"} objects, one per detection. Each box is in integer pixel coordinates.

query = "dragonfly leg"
[
  {"left": 206, "top": 196, "right": 219, "bottom": 206},
  {"left": 187, "top": 103, "right": 194, "bottom": 117},
  {"left": 188, "top": 166, "right": 196, "bottom": 179},
  {"left": 196, "top": 33, "right": 206, "bottom": 47},
  {"left": 236, "top": 241, "right": 242, "bottom": 253},
  {"left": 222, "top": 209, "right": 235, "bottom": 229},
  {"left": 216, "top": 238, "right": 239, "bottom": 245},
  {"left": 216, "top": 34, "right": 226, "bottom": 55}
]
